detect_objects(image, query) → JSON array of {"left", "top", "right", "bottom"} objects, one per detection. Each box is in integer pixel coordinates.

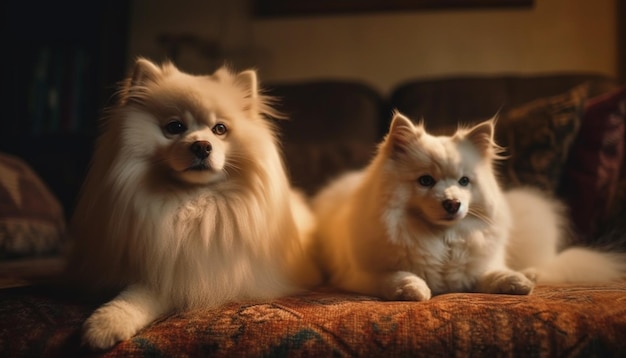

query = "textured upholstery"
[{"left": 2, "top": 283, "right": 626, "bottom": 357}]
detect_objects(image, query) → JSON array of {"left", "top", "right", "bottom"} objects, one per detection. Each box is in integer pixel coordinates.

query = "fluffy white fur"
[
  {"left": 312, "top": 111, "right": 626, "bottom": 301},
  {"left": 64, "top": 58, "right": 319, "bottom": 350},
  {"left": 505, "top": 188, "right": 626, "bottom": 283}
]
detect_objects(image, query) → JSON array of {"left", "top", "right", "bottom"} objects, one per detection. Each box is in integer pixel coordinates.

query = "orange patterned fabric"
[{"left": 1, "top": 283, "right": 625, "bottom": 356}]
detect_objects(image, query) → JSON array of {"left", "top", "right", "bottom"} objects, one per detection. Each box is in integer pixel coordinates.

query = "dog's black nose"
[
  {"left": 190, "top": 141, "right": 212, "bottom": 159},
  {"left": 442, "top": 199, "right": 461, "bottom": 214}
]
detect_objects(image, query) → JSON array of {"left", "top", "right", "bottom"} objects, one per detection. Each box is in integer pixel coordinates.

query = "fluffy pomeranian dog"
[
  {"left": 312, "top": 111, "right": 626, "bottom": 301},
  {"left": 64, "top": 58, "right": 319, "bottom": 350}
]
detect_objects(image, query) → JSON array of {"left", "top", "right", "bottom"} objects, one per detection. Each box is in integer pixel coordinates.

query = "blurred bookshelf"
[
  {"left": 2, "top": 0, "right": 130, "bottom": 140},
  {"left": 0, "top": 0, "right": 131, "bottom": 215}
]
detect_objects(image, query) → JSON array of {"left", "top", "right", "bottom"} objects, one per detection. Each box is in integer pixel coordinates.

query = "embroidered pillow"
[
  {"left": 496, "top": 84, "right": 589, "bottom": 193},
  {"left": 0, "top": 153, "right": 66, "bottom": 259}
]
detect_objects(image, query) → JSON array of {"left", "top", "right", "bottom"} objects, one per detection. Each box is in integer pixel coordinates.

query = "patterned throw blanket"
[{"left": 2, "top": 283, "right": 625, "bottom": 357}]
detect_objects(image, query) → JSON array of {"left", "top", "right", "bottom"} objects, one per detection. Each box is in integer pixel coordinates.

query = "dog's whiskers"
[
  {"left": 223, "top": 164, "right": 240, "bottom": 179},
  {"left": 468, "top": 207, "right": 494, "bottom": 225}
]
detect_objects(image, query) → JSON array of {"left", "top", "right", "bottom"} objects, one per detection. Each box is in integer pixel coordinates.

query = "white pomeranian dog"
[
  {"left": 64, "top": 58, "right": 319, "bottom": 350},
  {"left": 312, "top": 111, "right": 626, "bottom": 301}
]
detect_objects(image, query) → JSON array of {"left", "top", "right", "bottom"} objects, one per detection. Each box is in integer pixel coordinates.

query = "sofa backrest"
[
  {"left": 267, "top": 80, "right": 386, "bottom": 194},
  {"left": 389, "top": 73, "right": 617, "bottom": 133},
  {"left": 268, "top": 73, "right": 619, "bottom": 195}
]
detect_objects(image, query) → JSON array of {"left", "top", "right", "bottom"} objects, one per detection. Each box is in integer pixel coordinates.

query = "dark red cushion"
[{"left": 559, "top": 86, "right": 626, "bottom": 242}]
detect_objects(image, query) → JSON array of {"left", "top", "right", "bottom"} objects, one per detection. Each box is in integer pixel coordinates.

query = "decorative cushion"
[
  {"left": 558, "top": 86, "right": 626, "bottom": 241},
  {"left": 0, "top": 153, "right": 66, "bottom": 259},
  {"left": 496, "top": 84, "right": 590, "bottom": 193}
]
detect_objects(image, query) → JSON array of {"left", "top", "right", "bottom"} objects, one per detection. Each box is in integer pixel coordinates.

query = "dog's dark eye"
[
  {"left": 418, "top": 175, "right": 435, "bottom": 187},
  {"left": 165, "top": 120, "right": 187, "bottom": 135},
  {"left": 212, "top": 123, "right": 228, "bottom": 135},
  {"left": 458, "top": 176, "right": 470, "bottom": 186}
]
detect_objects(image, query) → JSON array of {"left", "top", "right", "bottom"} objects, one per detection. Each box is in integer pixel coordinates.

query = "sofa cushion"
[
  {"left": 1, "top": 283, "right": 625, "bottom": 356},
  {"left": 495, "top": 84, "right": 590, "bottom": 192},
  {"left": 0, "top": 153, "right": 66, "bottom": 259},
  {"left": 559, "top": 86, "right": 626, "bottom": 242}
]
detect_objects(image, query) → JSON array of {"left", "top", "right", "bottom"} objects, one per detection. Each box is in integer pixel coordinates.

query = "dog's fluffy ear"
[
  {"left": 213, "top": 67, "right": 261, "bottom": 115},
  {"left": 462, "top": 119, "right": 499, "bottom": 157},
  {"left": 235, "top": 70, "right": 259, "bottom": 114},
  {"left": 386, "top": 111, "right": 420, "bottom": 156},
  {"left": 130, "top": 58, "right": 162, "bottom": 87},
  {"left": 235, "top": 70, "right": 259, "bottom": 100},
  {"left": 119, "top": 58, "right": 164, "bottom": 105}
]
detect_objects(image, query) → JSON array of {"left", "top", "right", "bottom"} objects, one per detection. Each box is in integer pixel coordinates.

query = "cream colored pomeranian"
[
  {"left": 312, "top": 111, "right": 625, "bottom": 301},
  {"left": 64, "top": 58, "right": 319, "bottom": 350}
]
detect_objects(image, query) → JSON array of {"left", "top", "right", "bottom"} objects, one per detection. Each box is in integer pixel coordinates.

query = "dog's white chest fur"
[{"left": 402, "top": 225, "right": 492, "bottom": 294}]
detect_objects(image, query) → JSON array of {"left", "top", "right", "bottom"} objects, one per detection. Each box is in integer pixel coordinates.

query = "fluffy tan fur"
[
  {"left": 64, "top": 58, "right": 319, "bottom": 350},
  {"left": 313, "top": 111, "right": 626, "bottom": 302}
]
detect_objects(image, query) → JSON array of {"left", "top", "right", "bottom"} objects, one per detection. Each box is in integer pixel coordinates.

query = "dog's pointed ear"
[
  {"left": 130, "top": 58, "right": 162, "bottom": 87},
  {"left": 235, "top": 70, "right": 259, "bottom": 100},
  {"left": 386, "top": 111, "right": 419, "bottom": 156},
  {"left": 213, "top": 67, "right": 260, "bottom": 115},
  {"left": 235, "top": 70, "right": 260, "bottom": 114},
  {"left": 463, "top": 118, "right": 497, "bottom": 156},
  {"left": 119, "top": 58, "right": 163, "bottom": 105},
  {"left": 215, "top": 66, "right": 281, "bottom": 119}
]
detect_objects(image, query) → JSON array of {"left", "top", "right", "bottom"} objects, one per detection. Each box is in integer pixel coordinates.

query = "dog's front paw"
[
  {"left": 82, "top": 304, "right": 140, "bottom": 350},
  {"left": 477, "top": 270, "right": 535, "bottom": 295},
  {"left": 384, "top": 271, "right": 432, "bottom": 301},
  {"left": 520, "top": 267, "right": 539, "bottom": 283}
]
